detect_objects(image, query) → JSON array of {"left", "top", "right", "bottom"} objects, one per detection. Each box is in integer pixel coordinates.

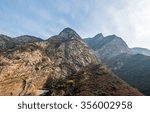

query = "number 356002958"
[{"left": 80, "top": 101, "right": 132, "bottom": 109}]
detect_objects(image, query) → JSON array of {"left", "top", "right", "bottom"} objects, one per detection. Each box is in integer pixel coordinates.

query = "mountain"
[
  {"left": 84, "top": 34, "right": 131, "bottom": 62},
  {"left": 84, "top": 33, "right": 104, "bottom": 50},
  {"left": 0, "top": 28, "right": 98, "bottom": 95},
  {"left": 0, "top": 34, "right": 15, "bottom": 51},
  {"left": 0, "top": 34, "right": 43, "bottom": 52},
  {"left": 108, "top": 54, "right": 150, "bottom": 95},
  {"left": 85, "top": 34, "right": 150, "bottom": 95},
  {"left": 0, "top": 28, "right": 142, "bottom": 96},
  {"left": 45, "top": 64, "right": 142, "bottom": 96},
  {"left": 131, "top": 47, "right": 150, "bottom": 56},
  {"left": 14, "top": 35, "right": 43, "bottom": 44}
]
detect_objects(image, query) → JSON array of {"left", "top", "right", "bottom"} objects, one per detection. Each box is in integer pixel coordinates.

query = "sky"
[{"left": 0, "top": 0, "right": 150, "bottom": 49}]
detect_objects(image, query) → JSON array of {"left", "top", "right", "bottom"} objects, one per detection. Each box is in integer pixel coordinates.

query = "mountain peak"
[
  {"left": 107, "top": 34, "right": 118, "bottom": 38},
  {"left": 61, "top": 27, "right": 75, "bottom": 32},
  {"left": 111, "top": 34, "right": 117, "bottom": 37},
  {"left": 58, "top": 27, "right": 81, "bottom": 40},
  {"left": 93, "top": 33, "right": 104, "bottom": 39}
]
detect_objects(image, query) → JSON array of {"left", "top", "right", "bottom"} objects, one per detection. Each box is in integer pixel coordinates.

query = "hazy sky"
[{"left": 0, "top": 0, "right": 150, "bottom": 49}]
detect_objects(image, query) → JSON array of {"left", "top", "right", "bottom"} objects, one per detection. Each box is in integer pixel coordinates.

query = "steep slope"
[
  {"left": 45, "top": 64, "right": 143, "bottom": 96},
  {"left": 108, "top": 54, "right": 150, "bottom": 95},
  {"left": 131, "top": 47, "right": 150, "bottom": 56},
  {"left": 44, "top": 28, "right": 99, "bottom": 78}
]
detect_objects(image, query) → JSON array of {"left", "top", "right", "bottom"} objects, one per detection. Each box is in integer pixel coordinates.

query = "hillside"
[
  {"left": 108, "top": 54, "right": 150, "bottom": 95},
  {"left": 45, "top": 64, "right": 142, "bottom": 96}
]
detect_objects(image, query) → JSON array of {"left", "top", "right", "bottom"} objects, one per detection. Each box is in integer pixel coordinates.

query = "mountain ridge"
[
  {"left": 84, "top": 34, "right": 131, "bottom": 62},
  {"left": 0, "top": 28, "right": 142, "bottom": 96},
  {"left": 84, "top": 33, "right": 150, "bottom": 95}
]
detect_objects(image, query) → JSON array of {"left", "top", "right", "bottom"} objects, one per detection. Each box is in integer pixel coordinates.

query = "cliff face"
[{"left": 0, "top": 28, "right": 143, "bottom": 96}]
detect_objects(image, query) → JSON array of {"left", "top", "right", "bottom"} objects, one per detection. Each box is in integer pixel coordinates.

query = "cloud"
[
  {"left": 73, "top": 0, "right": 150, "bottom": 49},
  {"left": 102, "top": 0, "right": 150, "bottom": 49},
  {"left": 0, "top": 0, "right": 71, "bottom": 39},
  {"left": 0, "top": 0, "right": 150, "bottom": 49},
  {"left": 108, "top": 0, "right": 150, "bottom": 49}
]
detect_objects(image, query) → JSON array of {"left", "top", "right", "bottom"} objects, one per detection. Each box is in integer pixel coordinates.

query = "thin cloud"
[{"left": 0, "top": 0, "right": 150, "bottom": 49}]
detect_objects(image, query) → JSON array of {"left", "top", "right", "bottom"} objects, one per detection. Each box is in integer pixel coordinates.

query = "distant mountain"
[
  {"left": 84, "top": 33, "right": 104, "bottom": 50},
  {"left": 84, "top": 34, "right": 131, "bottom": 62},
  {"left": 0, "top": 34, "right": 15, "bottom": 51},
  {"left": 0, "top": 34, "right": 43, "bottom": 52},
  {"left": 131, "top": 47, "right": 150, "bottom": 56},
  {"left": 0, "top": 28, "right": 142, "bottom": 96},
  {"left": 85, "top": 34, "right": 150, "bottom": 95},
  {"left": 14, "top": 35, "right": 43, "bottom": 44}
]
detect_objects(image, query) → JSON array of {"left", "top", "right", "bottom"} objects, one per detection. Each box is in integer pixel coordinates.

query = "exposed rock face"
[
  {"left": 58, "top": 27, "right": 82, "bottom": 41},
  {"left": 0, "top": 28, "right": 142, "bottom": 96},
  {"left": 44, "top": 29, "right": 99, "bottom": 78}
]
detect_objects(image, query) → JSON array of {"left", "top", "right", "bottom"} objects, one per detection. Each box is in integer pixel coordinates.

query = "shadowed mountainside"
[{"left": 85, "top": 34, "right": 150, "bottom": 95}]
